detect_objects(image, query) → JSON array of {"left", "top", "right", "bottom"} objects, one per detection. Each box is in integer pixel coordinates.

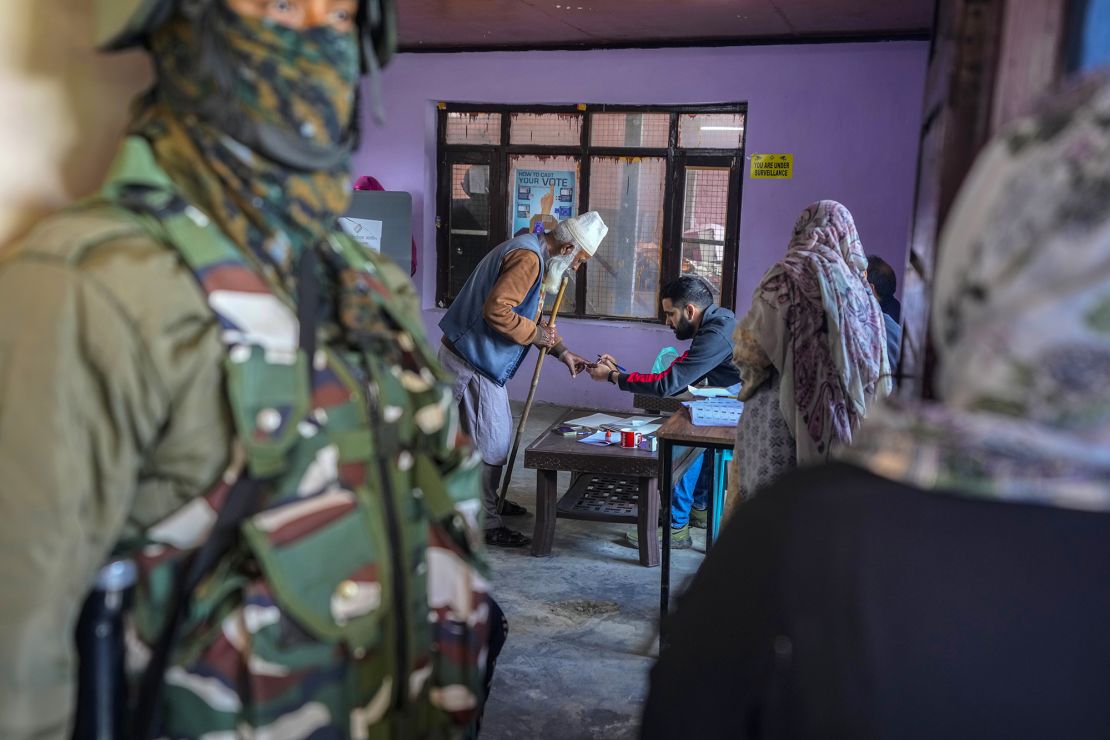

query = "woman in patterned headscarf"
[
  {"left": 731, "top": 200, "right": 891, "bottom": 500},
  {"left": 644, "top": 74, "right": 1110, "bottom": 739}
]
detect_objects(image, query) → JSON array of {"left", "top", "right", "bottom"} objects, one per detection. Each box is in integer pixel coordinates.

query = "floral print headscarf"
[
  {"left": 734, "top": 200, "right": 891, "bottom": 464},
  {"left": 839, "top": 73, "right": 1110, "bottom": 510}
]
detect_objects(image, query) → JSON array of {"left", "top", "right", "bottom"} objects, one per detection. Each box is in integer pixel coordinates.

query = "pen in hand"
[{"left": 597, "top": 354, "right": 627, "bottom": 373}]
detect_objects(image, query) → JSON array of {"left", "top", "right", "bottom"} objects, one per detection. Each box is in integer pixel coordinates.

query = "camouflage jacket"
[{"left": 0, "top": 138, "right": 492, "bottom": 739}]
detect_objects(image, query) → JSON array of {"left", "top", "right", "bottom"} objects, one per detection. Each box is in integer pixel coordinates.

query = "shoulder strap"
[{"left": 130, "top": 475, "right": 265, "bottom": 739}]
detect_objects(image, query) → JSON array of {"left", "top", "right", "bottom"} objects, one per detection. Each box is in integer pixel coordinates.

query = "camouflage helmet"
[{"left": 95, "top": 0, "right": 398, "bottom": 71}]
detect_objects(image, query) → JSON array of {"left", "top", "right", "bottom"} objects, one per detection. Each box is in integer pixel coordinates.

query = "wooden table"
[
  {"left": 523, "top": 409, "right": 664, "bottom": 567},
  {"left": 656, "top": 406, "right": 737, "bottom": 643}
]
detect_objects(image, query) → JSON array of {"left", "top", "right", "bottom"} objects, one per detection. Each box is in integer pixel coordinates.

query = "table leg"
[
  {"left": 637, "top": 476, "right": 660, "bottom": 568},
  {"left": 531, "top": 469, "right": 557, "bottom": 557},
  {"left": 706, "top": 449, "right": 718, "bottom": 553},
  {"left": 660, "top": 439, "right": 673, "bottom": 647}
]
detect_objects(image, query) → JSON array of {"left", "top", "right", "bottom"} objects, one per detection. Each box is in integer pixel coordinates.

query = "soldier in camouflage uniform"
[{"left": 0, "top": 1, "right": 499, "bottom": 738}]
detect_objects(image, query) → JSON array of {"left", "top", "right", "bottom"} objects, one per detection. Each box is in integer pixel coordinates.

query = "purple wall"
[{"left": 353, "top": 42, "right": 927, "bottom": 411}]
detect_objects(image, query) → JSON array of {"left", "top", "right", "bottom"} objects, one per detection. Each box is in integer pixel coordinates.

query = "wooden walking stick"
[{"left": 496, "top": 274, "right": 571, "bottom": 513}]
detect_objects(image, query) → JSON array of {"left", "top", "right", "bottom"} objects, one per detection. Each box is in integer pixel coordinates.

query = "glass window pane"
[
  {"left": 509, "top": 112, "right": 583, "bottom": 146},
  {"left": 678, "top": 113, "right": 744, "bottom": 149},
  {"left": 585, "top": 157, "right": 667, "bottom": 318},
  {"left": 508, "top": 154, "right": 581, "bottom": 313},
  {"left": 445, "top": 112, "right": 501, "bottom": 145},
  {"left": 680, "top": 167, "right": 730, "bottom": 303},
  {"left": 590, "top": 112, "right": 670, "bottom": 148},
  {"left": 447, "top": 163, "right": 492, "bottom": 300}
]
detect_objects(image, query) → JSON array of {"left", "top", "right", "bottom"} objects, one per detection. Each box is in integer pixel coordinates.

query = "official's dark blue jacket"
[{"left": 617, "top": 304, "right": 740, "bottom": 397}]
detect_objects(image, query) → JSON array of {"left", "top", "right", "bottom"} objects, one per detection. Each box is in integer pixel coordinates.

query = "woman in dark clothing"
[{"left": 643, "top": 73, "right": 1110, "bottom": 739}]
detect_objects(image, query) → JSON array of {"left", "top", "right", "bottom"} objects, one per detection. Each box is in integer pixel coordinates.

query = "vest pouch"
[
  {"left": 224, "top": 347, "right": 311, "bottom": 479},
  {"left": 127, "top": 480, "right": 388, "bottom": 732},
  {"left": 241, "top": 482, "right": 386, "bottom": 652},
  {"left": 146, "top": 479, "right": 395, "bottom": 733},
  {"left": 131, "top": 549, "right": 372, "bottom": 735}
]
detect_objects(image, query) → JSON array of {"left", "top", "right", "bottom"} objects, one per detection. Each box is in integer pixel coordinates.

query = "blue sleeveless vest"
[{"left": 439, "top": 234, "right": 546, "bottom": 386}]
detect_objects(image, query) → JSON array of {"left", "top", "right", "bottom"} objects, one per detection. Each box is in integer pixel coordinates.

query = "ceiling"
[{"left": 397, "top": 0, "right": 935, "bottom": 52}]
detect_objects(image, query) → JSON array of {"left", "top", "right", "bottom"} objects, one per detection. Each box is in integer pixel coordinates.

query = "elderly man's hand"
[
  {"left": 587, "top": 363, "right": 614, "bottom": 382},
  {"left": 560, "top": 351, "right": 589, "bottom": 377},
  {"left": 532, "top": 323, "right": 559, "bottom": 348}
]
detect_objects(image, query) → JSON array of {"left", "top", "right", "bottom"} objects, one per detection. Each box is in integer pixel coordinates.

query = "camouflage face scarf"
[
  {"left": 135, "top": 2, "right": 359, "bottom": 281},
  {"left": 839, "top": 73, "right": 1110, "bottom": 510}
]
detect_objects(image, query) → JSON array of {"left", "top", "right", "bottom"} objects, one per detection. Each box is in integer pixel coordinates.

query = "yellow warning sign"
[{"left": 750, "top": 153, "right": 793, "bottom": 179}]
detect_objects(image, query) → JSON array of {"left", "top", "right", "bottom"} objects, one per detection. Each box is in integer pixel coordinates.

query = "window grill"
[
  {"left": 445, "top": 112, "right": 501, "bottom": 145},
  {"left": 509, "top": 112, "right": 582, "bottom": 146},
  {"left": 679, "top": 166, "right": 731, "bottom": 305},
  {"left": 678, "top": 113, "right": 745, "bottom": 149},
  {"left": 590, "top": 113, "right": 670, "bottom": 148},
  {"left": 437, "top": 104, "right": 745, "bottom": 319}
]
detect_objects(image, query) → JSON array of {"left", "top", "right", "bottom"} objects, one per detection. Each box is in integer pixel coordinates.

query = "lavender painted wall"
[{"left": 353, "top": 42, "right": 927, "bottom": 410}]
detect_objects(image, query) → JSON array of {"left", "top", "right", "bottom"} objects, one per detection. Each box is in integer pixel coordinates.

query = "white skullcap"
[{"left": 555, "top": 211, "right": 608, "bottom": 256}]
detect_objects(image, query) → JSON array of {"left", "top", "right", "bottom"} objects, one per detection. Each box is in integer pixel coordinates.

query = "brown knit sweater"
[{"left": 481, "top": 248, "right": 566, "bottom": 354}]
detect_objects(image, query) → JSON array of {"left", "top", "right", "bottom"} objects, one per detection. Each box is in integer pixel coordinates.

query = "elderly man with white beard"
[{"left": 438, "top": 212, "right": 606, "bottom": 546}]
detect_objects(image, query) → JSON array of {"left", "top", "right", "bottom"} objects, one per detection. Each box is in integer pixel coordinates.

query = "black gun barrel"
[{"left": 74, "top": 559, "right": 137, "bottom": 740}]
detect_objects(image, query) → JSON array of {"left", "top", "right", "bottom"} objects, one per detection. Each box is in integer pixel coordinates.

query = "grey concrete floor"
[{"left": 480, "top": 403, "right": 706, "bottom": 740}]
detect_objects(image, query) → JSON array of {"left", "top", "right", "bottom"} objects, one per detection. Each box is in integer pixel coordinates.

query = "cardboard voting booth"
[{"left": 340, "top": 190, "right": 413, "bottom": 274}]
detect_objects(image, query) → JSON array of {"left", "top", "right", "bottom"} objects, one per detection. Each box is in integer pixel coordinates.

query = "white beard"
[{"left": 542, "top": 253, "right": 575, "bottom": 294}]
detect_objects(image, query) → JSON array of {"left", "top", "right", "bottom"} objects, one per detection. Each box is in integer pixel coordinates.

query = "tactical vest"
[{"left": 65, "top": 139, "right": 493, "bottom": 738}]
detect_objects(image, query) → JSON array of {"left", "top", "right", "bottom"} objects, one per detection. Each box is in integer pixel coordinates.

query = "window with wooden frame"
[{"left": 436, "top": 103, "right": 746, "bottom": 321}]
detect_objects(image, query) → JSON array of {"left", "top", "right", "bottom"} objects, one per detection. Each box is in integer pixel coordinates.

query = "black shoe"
[
  {"left": 499, "top": 499, "right": 528, "bottom": 516},
  {"left": 485, "top": 526, "right": 532, "bottom": 548}
]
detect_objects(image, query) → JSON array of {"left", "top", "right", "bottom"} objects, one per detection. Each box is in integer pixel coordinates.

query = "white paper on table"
[
  {"left": 619, "top": 416, "right": 663, "bottom": 427},
  {"left": 339, "top": 217, "right": 383, "bottom": 252},
  {"left": 687, "top": 383, "right": 741, "bottom": 398},
  {"left": 577, "top": 431, "right": 613, "bottom": 446},
  {"left": 566, "top": 413, "right": 626, "bottom": 428},
  {"left": 634, "top": 423, "right": 663, "bottom": 435}
]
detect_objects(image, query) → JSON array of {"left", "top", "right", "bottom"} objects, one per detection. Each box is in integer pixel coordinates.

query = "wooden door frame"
[{"left": 898, "top": 0, "right": 1074, "bottom": 397}]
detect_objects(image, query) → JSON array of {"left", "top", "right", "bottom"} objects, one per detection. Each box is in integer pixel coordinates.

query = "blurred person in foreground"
[
  {"left": 0, "top": 1, "right": 498, "bottom": 737},
  {"left": 643, "top": 73, "right": 1110, "bottom": 739},
  {"left": 730, "top": 201, "right": 891, "bottom": 502}
]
